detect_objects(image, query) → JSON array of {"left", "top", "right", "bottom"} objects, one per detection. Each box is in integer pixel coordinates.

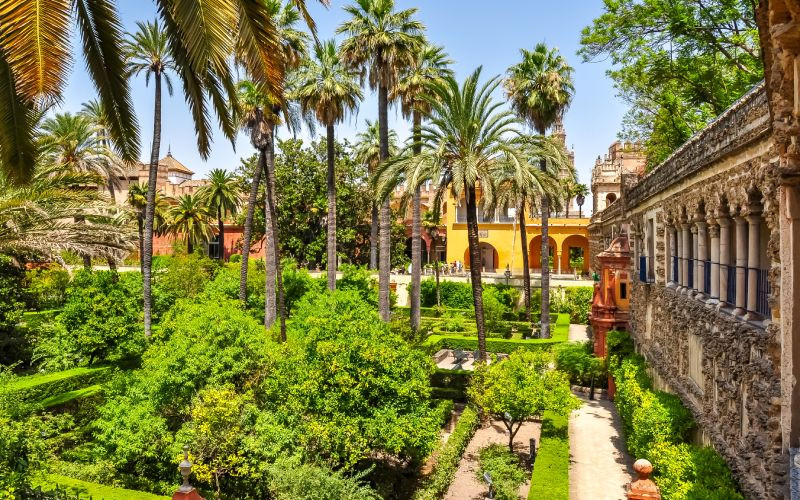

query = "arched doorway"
[
  {"left": 463, "top": 243, "right": 498, "bottom": 273},
  {"left": 606, "top": 192, "right": 617, "bottom": 205},
  {"left": 561, "top": 234, "right": 590, "bottom": 273},
  {"left": 529, "top": 235, "right": 557, "bottom": 271}
]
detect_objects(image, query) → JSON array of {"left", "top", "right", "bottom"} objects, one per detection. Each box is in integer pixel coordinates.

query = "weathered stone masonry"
[{"left": 589, "top": 80, "right": 796, "bottom": 499}]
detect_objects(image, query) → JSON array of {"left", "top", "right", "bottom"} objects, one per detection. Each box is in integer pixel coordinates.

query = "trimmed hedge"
[
  {"left": 4, "top": 366, "right": 110, "bottom": 403},
  {"left": 413, "top": 406, "right": 480, "bottom": 499},
  {"left": 33, "top": 474, "right": 170, "bottom": 499},
  {"left": 431, "top": 369, "right": 471, "bottom": 402},
  {"left": 528, "top": 411, "right": 569, "bottom": 500},
  {"left": 608, "top": 331, "right": 744, "bottom": 500}
]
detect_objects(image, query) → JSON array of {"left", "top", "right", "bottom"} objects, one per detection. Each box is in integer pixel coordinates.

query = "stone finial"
[
  {"left": 626, "top": 459, "right": 661, "bottom": 499},
  {"left": 172, "top": 446, "right": 206, "bottom": 500}
]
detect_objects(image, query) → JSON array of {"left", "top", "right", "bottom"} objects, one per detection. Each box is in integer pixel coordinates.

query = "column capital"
[
  {"left": 708, "top": 224, "right": 720, "bottom": 238},
  {"left": 690, "top": 224, "right": 698, "bottom": 234},
  {"left": 696, "top": 220, "right": 708, "bottom": 231}
]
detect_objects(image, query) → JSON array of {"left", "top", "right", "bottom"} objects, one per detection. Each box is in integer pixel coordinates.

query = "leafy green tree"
[
  {"left": 579, "top": 0, "right": 762, "bottom": 165},
  {"left": 34, "top": 270, "right": 146, "bottom": 369},
  {"left": 375, "top": 68, "right": 523, "bottom": 360},
  {"left": 338, "top": 0, "right": 425, "bottom": 322},
  {"left": 469, "top": 350, "right": 579, "bottom": 451},
  {"left": 166, "top": 194, "right": 213, "bottom": 255},
  {"left": 0, "top": 257, "right": 25, "bottom": 362},
  {"left": 353, "top": 120, "right": 398, "bottom": 270},
  {"left": 197, "top": 168, "right": 241, "bottom": 261},
  {"left": 390, "top": 43, "right": 452, "bottom": 334},
  {"left": 575, "top": 183, "right": 589, "bottom": 218},
  {"left": 505, "top": 43, "right": 575, "bottom": 339},
  {"left": 294, "top": 40, "right": 363, "bottom": 290}
]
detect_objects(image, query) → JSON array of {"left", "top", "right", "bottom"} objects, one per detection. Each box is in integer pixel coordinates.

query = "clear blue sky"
[{"left": 61, "top": 0, "right": 624, "bottom": 189}]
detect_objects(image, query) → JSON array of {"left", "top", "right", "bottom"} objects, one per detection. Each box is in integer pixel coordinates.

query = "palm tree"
[
  {"left": 375, "top": 68, "right": 522, "bottom": 361},
  {"left": 198, "top": 169, "right": 241, "bottom": 261},
  {"left": 167, "top": 194, "right": 213, "bottom": 255},
  {"left": 421, "top": 210, "right": 442, "bottom": 307},
  {"left": 125, "top": 19, "right": 174, "bottom": 337},
  {"left": 559, "top": 177, "right": 578, "bottom": 218},
  {"left": 353, "top": 119, "right": 397, "bottom": 270},
  {"left": 0, "top": 0, "right": 323, "bottom": 184},
  {"left": 294, "top": 40, "right": 362, "bottom": 290},
  {"left": 391, "top": 42, "right": 452, "bottom": 333},
  {"left": 235, "top": 1, "right": 309, "bottom": 336},
  {"left": 505, "top": 43, "right": 574, "bottom": 339},
  {"left": 575, "top": 183, "right": 589, "bottom": 218},
  {"left": 40, "top": 112, "right": 124, "bottom": 269},
  {"left": 338, "top": 0, "right": 425, "bottom": 321},
  {"left": 0, "top": 165, "right": 135, "bottom": 261},
  {"left": 127, "top": 183, "right": 170, "bottom": 271},
  {"left": 486, "top": 136, "right": 567, "bottom": 325}
]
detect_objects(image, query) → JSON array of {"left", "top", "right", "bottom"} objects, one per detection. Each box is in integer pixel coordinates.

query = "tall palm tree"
[
  {"left": 338, "top": 0, "right": 425, "bottom": 321},
  {"left": 0, "top": 0, "right": 323, "bottom": 184},
  {"left": 40, "top": 112, "right": 124, "bottom": 269},
  {"left": 294, "top": 40, "right": 362, "bottom": 290},
  {"left": 235, "top": 0, "right": 309, "bottom": 335},
  {"left": 376, "top": 68, "right": 522, "bottom": 361},
  {"left": 353, "top": 119, "right": 397, "bottom": 271},
  {"left": 559, "top": 176, "right": 578, "bottom": 218},
  {"left": 167, "top": 194, "right": 213, "bottom": 255},
  {"left": 575, "top": 183, "right": 589, "bottom": 218},
  {"left": 391, "top": 42, "right": 452, "bottom": 333},
  {"left": 0, "top": 165, "right": 135, "bottom": 261},
  {"left": 505, "top": 43, "right": 574, "bottom": 339},
  {"left": 486, "top": 136, "right": 567, "bottom": 325},
  {"left": 421, "top": 210, "right": 442, "bottom": 307},
  {"left": 198, "top": 169, "right": 241, "bottom": 261},
  {"left": 125, "top": 19, "right": 174, "bottom": 337}
]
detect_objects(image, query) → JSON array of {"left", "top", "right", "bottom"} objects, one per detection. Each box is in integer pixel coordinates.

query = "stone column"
[
  {"left": 690, "top": 224, "right": 699, "bottom": 294},
  {"left": 718, "top": 217, "right": 731, "bottom": 306},
  {"left": 707, "top": 221, "right": 720, "bottom": 305},
  {"left": 733, "top": 215, "right": 749, "bottom": 317},
  {"left": 666, "top": 225, "right": 676, "bottom": 288},
  {"left": 696, "top": 220, "right": 707, "bottom": 300},
  {"left": 744, "top": 209, "right": 762, "bottom": 321},
  {"left": 681, "top": 223, "right": 691, "bottom": 292}
]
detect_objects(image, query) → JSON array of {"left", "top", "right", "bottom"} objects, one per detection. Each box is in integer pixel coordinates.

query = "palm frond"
[{"left": 0, "top": 50, "right": 37, "bottom": 184}]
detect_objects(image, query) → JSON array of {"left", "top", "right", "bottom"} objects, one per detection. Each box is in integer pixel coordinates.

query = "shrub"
[
  {"left": 337, "top": 264, "right": 379, "bottom": 307},
  {"left": 34, "top": 271, "right": 145, "bottom": 369},
  {"left": 477, "top": 444, "right": 526, "bottom": 500},
  {"left": 265, "top": 460, "right": 380, "bottom": 500},
  {"left": 482, "top": 287, "right": 506, "bottom": 334},
  {"left": 283, "top": 260, "right": 323, "bottom": 315},
  {"left": 608, "top": 331, "right": 742, "bottom": 499},
  {"left": 151, "top": 253, "right": 220, "bottom": 315},
  {"left": 552, "top": 287, "right": 593, "bottom": 325},
  {"left": 413, "top": 406, "right": 479, "bottom": 500},
  {"left": 528, "top": 411, "right": 569, "bottom": 500},
  {"left": 0, "top": 256, "right": 25, "bottom": 363},
  {"left": 229, "top": 253, "right": 242, "bottom": 263},
  {"left": 485, "top": 284, "right": 520, "bottom": 311},
  {"left": 25, "top": 265, "right": 71, "bottom": 310},
  {"left": 554, "top": 341, "right": 606, "bottom": 387},
  {"left": 420, "top": 279, "right": 473, "bottom": 309}
]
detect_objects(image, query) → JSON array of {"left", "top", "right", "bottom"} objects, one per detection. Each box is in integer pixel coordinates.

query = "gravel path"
[
  {"left": 568, "top": 324, "right": 589, "bottom": 342},
  {"left": 444, "top": 418, "right": 540, "bottom": 500},
  {"left": 569, "top": 394, "right": 633, "bottom": 500}
]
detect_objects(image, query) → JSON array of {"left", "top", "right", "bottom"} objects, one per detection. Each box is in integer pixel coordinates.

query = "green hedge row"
[
  {"left": 413, "top": 406, "right": 480, "bottom": 500},
  {"left": 431, "top": 369, "right": 472, "bottom": 402},
  {"left": 4, "top": 366, "right": 110, "bottom": 403},
  {"left": 607, "top": 331, "right": 744, "bottom": 500},
  {"left": 527, "top": 411, "right": 569, "bottom": 500},
  {"left": 423, "top": 335, "right": 563, "bottom": 354}
]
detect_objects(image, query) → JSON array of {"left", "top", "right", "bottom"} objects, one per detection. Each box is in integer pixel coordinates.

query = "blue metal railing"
[
  {"left": 726, "top": 265, "right": 736, "bottom": 305},
  {"left": 639, "top": 255, "right": 647, "bottom": 283},
  {"left": 755, "top": 268, "right": 771, "bottom": 318},
  {"left": 687, "top": 258, "right": 694, "bottom": 289},
  {"left": 703, "top": 260, "right": 711, "bottom": 294}
]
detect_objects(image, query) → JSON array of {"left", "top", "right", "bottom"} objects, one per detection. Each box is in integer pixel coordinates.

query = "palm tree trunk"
[
  {"left": 143, "top": 71, "right": 162, "bottom": 337},
  {"left": 519, "top": 204, "right": 532, "bottom": 324},
  {"left": 326, "top": 123, "right": 337, "bottom": 291},
  {"left": 137, "top": 215, "right": 144, "bottom": 273},
  {"left": 107, "top": 257, "right": 117, "bottom": 272},
  {"left": 83, "top": 255, "right": 92, "bottom": 270},
  {"left": 370, "top": 204, "right": 378, "bottom": 270},
  {"left": 264, "top": 143, "right": 277, "bottom": 329},
  {"left": 377, "top": 81, "right": 391, "bottom": 322},
  {"left": 265, "top": 126, "right": 286, "bottom": 341},
  {"left": 540, "top": 170, "right": 551, "bottom": 338},
  {"left": 434, "top": 245, "right": 441, "bottom": 307},
  {"left": 410, "top": 111, "right": 423, "bottom": 332},
  {"left": 239, "top": 151, "right": 264, "bottom": 303},
  {"left": 187, "top": 239, "right": 193, "bottom": 255},
  {"left": 465, "top": 185, "right": 487, "bottom": 361},
  {"left": 107, "top": 178, "right": 117, "bottom": 205},
  {"left": 217, "top": 206, "right": 225, "bottom": 261}
]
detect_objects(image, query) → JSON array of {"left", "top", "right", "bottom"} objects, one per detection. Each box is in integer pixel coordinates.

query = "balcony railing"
[
  {"left": 687, "top": 258, "right": 694, "bottom": 289},
  {"left": 672, "top": 256, "right": 678, "bottom": 284},
  {"left": 755, "top": 268, "right": 771, "bottom": 318},
  {"left": 703, "top": 259, "right": 711, "bottom": 294},
  {"left": 639, "top": 255, "right": 654, "bottom": 283}
]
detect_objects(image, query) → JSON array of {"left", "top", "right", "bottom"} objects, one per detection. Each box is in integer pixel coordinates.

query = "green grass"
[
  {"left": 6, "top": 366, "right": 109, "bottom": 392},
  {"left": 33, "top": 474, "right": 170, "bottom": 499},
  {"left": 39, "top": 384, "right": 103, "bottom": 408},
  {"left": 527, "top": 411, "right": 569, "bottom": 500}
]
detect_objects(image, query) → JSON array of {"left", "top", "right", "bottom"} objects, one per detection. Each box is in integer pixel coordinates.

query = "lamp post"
[{"left": 504, "top": 264, "right": 512, "bottom": 285}]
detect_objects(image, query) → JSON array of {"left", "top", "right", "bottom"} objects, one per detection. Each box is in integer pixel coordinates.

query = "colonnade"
[{"left": 663, "top": 207, "right": 770, "bottom": 320}]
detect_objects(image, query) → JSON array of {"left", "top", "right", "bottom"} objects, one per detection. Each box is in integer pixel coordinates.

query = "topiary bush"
[{"left": 477, "top": 444, "right": 526, "bottom": 500}]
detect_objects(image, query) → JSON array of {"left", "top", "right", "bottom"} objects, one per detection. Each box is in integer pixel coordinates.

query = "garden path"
[
  {"left": 569, "top": 394, "right": 633, "bottom": 500},
  {"left": 444, "top": 418, "right": 540, "bottom": 500}
]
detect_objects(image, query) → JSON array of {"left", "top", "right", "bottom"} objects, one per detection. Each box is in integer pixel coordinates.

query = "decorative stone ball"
[{"left": 633, "top": 459, "right": 653, "bottom": 479}]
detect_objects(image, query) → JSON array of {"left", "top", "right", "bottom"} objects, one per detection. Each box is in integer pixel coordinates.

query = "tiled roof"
[{"left": 160, "top": 153, "right": 194, "bottom": 175}]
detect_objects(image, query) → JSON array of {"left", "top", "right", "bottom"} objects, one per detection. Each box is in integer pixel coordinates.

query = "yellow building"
[{"left": 443, "top": 195, "right": 590, "bottom": 276}]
